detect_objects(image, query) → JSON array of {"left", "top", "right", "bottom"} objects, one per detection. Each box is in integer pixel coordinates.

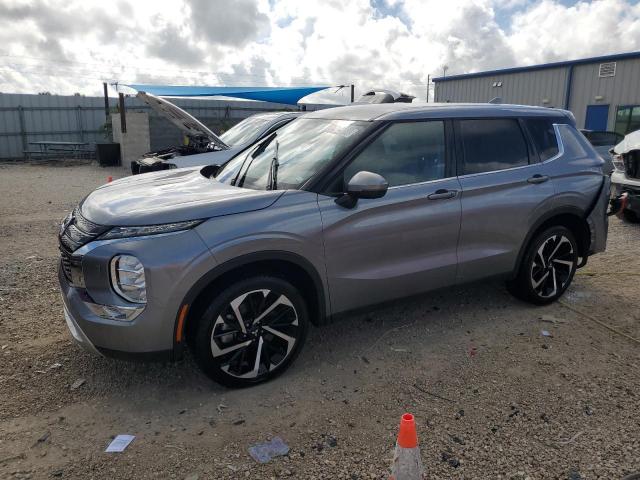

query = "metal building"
[
  {"left": 0, "top": 93, "right": 314, "bottom": 160},
  {"left": 433, "top": 51, "right": 640, "bottom": 135}
]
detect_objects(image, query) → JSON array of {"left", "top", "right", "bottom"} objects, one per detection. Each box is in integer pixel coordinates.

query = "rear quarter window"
[
  {"left": 557, "top": 124, "right": 594, "bottom": 159},
  {"left": 525, "top": 118, "right": 559, "bottom": 161}
]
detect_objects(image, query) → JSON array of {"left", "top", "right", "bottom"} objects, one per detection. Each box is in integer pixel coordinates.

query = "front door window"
[{"left": 343, "top": 121, "right": 446, "bottom": 188}]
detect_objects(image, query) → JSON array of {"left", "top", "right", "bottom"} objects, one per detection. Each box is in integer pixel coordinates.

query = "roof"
[
  {"left": 303, "top": 102, "right": 571, "bottom": 122},
  {"left": 432, "top": 51, "right": 640, "bottom": 83}
]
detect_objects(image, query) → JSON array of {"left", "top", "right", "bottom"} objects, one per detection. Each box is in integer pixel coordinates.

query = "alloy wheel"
[
  {"left": 530, "top": 234, "right": 575, "bottom": 299},
  {"left": 210, "top": 289, "right": 299, "bottom": 379}
]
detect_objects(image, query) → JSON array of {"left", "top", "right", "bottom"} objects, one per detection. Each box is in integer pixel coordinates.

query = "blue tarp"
[{"left": 124, "top": 84, "right": 330, "bottom": 105}]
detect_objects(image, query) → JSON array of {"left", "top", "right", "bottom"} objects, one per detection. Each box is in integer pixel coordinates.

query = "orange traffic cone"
[
  {"left": 390, "top": 413, "right": 423, "bottom": 480},
  {"left": 107, "top": 176, "right": 113, "bottom": 183}
]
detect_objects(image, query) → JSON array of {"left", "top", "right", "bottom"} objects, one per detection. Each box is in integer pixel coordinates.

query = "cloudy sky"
[{"left": 0, "top": 0, "right": 639, "bottom": 103}]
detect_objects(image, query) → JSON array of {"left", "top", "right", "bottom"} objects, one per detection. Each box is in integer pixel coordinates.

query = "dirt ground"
[{"left": 0, "top": 161, "right": 639, "bottom": 480}]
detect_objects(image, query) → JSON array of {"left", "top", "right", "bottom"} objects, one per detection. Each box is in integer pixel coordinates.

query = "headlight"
[
  {"left": 99, "top": 219, "right": 202, "bottom": 240},
  {"left": 110, "top": 255, "right": 146, "bottom": 303},
  {"left": 612, "top": 153, "right": 625, "bottom": 172}
]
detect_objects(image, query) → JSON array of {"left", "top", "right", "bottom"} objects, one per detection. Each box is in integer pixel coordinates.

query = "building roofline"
[{"left": 432, "top": 51, "right": 640, "bottom": 83}]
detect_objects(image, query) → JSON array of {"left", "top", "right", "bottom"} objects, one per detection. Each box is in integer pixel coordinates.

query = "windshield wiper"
[
  {"left": 267, "top": 140, "right": 279, "bottom": 191},
  {"left": 231, "top": 132, "right": 277, "bottom": 187}
]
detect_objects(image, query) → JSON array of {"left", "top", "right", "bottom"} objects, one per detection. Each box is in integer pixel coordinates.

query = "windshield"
[
  {"left": 219, "top": 115, "right": 275, "bottom": 146},
  {"left": 216, "top": 118, "right": 369, "bottom": 190}
]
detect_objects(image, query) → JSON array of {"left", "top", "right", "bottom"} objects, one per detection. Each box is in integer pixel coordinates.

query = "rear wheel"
[
  {"left": 508, "top": 226, "right": 578, "bottom": 305},
  {"left": 194, "top": 276, "right": 308, "bottom": 387}
]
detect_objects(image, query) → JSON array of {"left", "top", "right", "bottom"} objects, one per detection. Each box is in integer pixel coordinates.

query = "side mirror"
[
  {"left": 201, "top": 164, "right": 221, "bottom": 178},
  {"left": 336, "top": 171, "right": 389, "bottom": 208}
]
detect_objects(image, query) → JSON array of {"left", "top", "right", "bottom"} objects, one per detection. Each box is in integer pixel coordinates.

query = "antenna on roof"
[{"left": 488, "top": 97, "right": 502, "bottom": 104}]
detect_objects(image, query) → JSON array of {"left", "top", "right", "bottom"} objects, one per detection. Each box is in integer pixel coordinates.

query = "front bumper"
[
  {"left": 59, "top": 265, "right": 172, "bottom": 360},
  {"left": 62, "top": 299, "right": 102, "bottom": 356},
  {"left": 611, "top": 171, "right": 640, "bottom": 214},
  {"left": 57, "top": 228, "right": 216, "bottom": 361}
]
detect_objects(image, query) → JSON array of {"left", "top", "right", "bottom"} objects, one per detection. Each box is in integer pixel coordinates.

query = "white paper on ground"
[{"left": 105, "top": 435, "right": 135, "bottom": 452}]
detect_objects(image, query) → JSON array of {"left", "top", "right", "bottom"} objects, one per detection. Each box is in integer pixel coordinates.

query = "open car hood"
[
  {"left": 613, "top": 130, "right": 640, "bottom": 155},
  {"left": 137, "top": 92, "right": 229, "bottom": 150}
]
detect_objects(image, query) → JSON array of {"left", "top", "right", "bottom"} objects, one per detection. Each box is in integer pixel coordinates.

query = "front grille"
[
  {"left": 58, "top": 206, "right": 109, "bottom": 284},
  {"left": 58, "top": 206, "right": 109, "bottom": 254},
  {"left": 61, "top": 251, "right": 73, "bottom": 281},
  {"left": 74, "top": 208, "right": 103, "bottom": 234}
]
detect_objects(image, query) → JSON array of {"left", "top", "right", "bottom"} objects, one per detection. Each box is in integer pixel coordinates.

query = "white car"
[
  {"left": 610, "top": 129, "right": 640, "bottom": 222},
  {"left": 131, "top": 92, "right": 301, "bottom": 174}
]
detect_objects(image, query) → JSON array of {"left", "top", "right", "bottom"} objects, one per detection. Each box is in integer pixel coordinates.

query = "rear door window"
[
  {"left": 525, "top": 119, "right": 560, "bottom": 161},
  {"left": 458, "top": 119, "right": 529, "bottom": 175}
]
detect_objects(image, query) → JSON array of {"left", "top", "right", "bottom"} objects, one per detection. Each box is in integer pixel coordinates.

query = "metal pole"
[
  {"left": 118, "top": 93, "right": 126, "bottom": 134},
  {"left": 76, "top": 106, "right": 85, "bottom": 142},
  {"left": 18, "top": 106, "right": 27, "bottom": 159},
  {"left": 426, "top": 74, "right": 430, "bottom": 103},
  {"left": 103, "top": 82, "right": 110, "bottom": 121},
  {"left": 350, "top": 84, "right": 355, "bottom": 103},
  {"left": 563, "top": 65, "right": 574, "bottom": 110}
]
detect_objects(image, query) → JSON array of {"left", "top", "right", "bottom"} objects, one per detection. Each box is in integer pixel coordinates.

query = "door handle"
[
  {"left": 527, "top": 174, "right": 549, "bottom": 184},
  {"left": 427, "top": 189, "right": 457, "bottom": 200}
]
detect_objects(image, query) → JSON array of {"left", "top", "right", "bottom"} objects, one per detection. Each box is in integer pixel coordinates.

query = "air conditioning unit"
[{"left": 599, "top": 62, "right": 616, "bottom": 77}]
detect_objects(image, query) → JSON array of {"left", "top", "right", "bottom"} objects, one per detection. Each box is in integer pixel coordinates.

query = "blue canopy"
[{"left": 124, "top": 84, "right": 330, "bottom": 105}]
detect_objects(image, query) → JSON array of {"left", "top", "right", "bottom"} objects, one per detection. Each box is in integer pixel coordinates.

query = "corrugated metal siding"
[
  {"left": 433, "top": 57, "right": 640, "bottom": 131},
  {"left": 434, "top": 67, "right": 567, "bottom": 108},
  {"left": 569, "top": 57, "right": 640, "bottom": 130},
  {"left": 0, "top": 93, "right": 318, "bottom": 160}
]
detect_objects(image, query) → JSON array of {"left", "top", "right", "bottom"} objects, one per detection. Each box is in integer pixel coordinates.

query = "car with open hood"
[
  {"left": 131, "top": 92, "right": 301, "bottom": 174},
  {"left": 610, "top": 129, "right": 640, "bottom": 222},
  {"left": 58, "top": 102, "right": 609, "bottom": 387}
]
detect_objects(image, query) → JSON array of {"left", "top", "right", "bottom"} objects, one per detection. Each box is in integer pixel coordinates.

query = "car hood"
[
  {"left": 137, "top": 92, "right": 229, "bottom": 150},
  {"left": 613, "top": 130, "right": 640, "bottom": 155},
  {"left": 80, "top": 168, "right": 283, "bottom": 226}
]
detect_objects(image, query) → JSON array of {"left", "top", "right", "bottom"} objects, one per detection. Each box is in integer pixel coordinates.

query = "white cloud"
[
  {"left": 508, "top": 0, "right": 640, "bottom": 64},
  {"left": 0, "top": 0, "right": 638, "bottom": 103}
]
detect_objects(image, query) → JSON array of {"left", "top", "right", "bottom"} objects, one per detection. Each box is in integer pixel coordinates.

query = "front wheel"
[
  {"left": 194, "top": 276, "right": 309, "bottom": 387},
  {"left": 507, "top": 226, "right": 578, "bottom": 305}
]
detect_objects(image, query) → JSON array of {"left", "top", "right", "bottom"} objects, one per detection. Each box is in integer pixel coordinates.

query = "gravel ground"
[{"left": 0, "top": 161, "right": 639, "bottom": 480}]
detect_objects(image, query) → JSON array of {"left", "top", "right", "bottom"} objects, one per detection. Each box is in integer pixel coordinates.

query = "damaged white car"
[
  {"left": 131, "top": 92, "right": 301, "bottom": 174},
  {"left": 611, "top": 129, "right": 640, "bottom": 222}
]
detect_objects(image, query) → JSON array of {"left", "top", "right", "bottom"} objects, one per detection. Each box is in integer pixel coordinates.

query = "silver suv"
[{"left": 58, "top": 103, "right": 610, "bottom": 387}]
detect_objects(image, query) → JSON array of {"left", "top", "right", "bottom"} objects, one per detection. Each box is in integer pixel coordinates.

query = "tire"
[
  {"left": 622, "top": 209, "right": 640, "bottom": 223},
  {"left": 193, "top": 275, "right": 309, "bottom": 387},
  {"left": 507, "top": 226, "right": 578, "bottom": 305}
]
